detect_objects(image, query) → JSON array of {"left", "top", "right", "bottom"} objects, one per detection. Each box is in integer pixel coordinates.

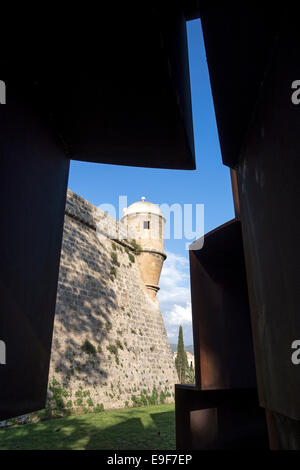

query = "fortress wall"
[{"left": 48, "top": 190, "right": 178, "bottom": 411}]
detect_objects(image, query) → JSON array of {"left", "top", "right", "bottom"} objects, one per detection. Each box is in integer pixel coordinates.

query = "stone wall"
[{"left": 48, "top": 190, "right": 178, "bottom": 412}]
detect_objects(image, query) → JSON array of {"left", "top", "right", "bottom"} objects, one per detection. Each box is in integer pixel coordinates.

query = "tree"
[
  {"left": 175, "top": 325, "right": 189, "bottom": 383},
  {"left": 185, "top": 361, "right": 195, "bottom": 384}
]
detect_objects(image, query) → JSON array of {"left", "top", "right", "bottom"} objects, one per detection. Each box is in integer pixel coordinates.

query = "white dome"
[{"left": 122, "top": 197, "right": 163, "bottom": 218}]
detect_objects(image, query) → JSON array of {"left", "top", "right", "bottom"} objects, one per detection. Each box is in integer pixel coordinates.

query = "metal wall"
[
  {"left": 199, "top": 7, "right": 300, "bottom": 448},
  {"left": 236, "top": 17, "right": 300, "bottom": 445},
  {"left": 177, "top": 219, "right": 268, "bottom": 449},
  {"left": 190, "top": 220, "right": 257, "bottom": 391},
  {"left": 0, "top": 92, "right": 69, "bottom": 419}
]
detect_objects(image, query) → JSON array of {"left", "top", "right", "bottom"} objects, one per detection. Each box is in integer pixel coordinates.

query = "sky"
[{"left": 67, "top": 19, "right": 234, "bottom": 347}]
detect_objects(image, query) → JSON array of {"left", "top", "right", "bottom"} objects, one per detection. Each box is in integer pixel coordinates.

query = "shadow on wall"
[
  {"left": 51, "top": 211, "right": 118, "bottom": 387},
  {"left": 0, "top": 409, "right": 176, "bottom": 450}
]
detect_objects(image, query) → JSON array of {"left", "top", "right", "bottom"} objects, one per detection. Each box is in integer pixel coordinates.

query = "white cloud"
[
  {"left": 158, "top": 286, "right": 190, "bottom": 306},
  {"left": 158, "top": 251, "right": 190, "bottom": 304},
  {"left": 158, "top": 251, "right": 193, "bottom": 344},
  {"left": 165, "top": 302, "right": 192, "bottom": 326}
]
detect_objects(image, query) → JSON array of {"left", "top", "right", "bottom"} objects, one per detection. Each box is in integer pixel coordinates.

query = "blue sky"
[{"left": 68, "top": 19, "right": 234, "bottom": 347}]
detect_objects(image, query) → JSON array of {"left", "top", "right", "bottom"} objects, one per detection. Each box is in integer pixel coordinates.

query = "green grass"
[{"left": 0, "top": 404, "right": 175, "bottom": 450}]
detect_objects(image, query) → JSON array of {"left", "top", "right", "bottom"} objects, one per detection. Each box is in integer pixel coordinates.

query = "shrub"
[
  {"left": 81, "top": 340, "right": 96, "bottom": 355},
  {"left": 48, "top": 378, "right": 70, "bottom": 412},
  {"left": 86, "top": 397, "right": 94, "bottom": 408},
  {"left": 94, "top": 403, "right": 104, "bottom": 413},
  {"left": 160, "top": 391, "right": 166, "bottom": 404},
  {"left": 111, "top": 252, "right": 120, "bottom": 267},
  {"left": 110, "top": 266, "right": 117, "bottom": 279},
  {"left": 130, "top": 386, "right": 160, "bottom": 408},
  {"left": 128, "top": 253, "right": 135, "bottom": 263},
  {"left": 131, "top": 395, "right": 142, "bottom": 407},
  {"left": 37, "top": 407, "right": 52, "bottom": 421},
  {"left": 107, "top": 344, "right": 118, "bottom": 355},
  {"left": 129, "top": 240, "right": 142, "bottom": 253}
]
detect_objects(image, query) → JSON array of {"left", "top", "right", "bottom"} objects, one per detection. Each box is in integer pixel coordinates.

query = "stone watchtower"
[{"left": 121, "top": 197, "right": 166, "bottom": 300}]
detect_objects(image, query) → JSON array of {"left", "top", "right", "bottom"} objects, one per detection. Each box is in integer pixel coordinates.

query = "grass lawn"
[{"left": 0, "top": 404, "right": 175, "bottom": 450}]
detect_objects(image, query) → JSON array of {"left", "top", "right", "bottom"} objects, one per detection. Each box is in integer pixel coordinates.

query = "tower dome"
[
  {"left": 123, "top": 198, "right": 163, "bottom": 218},
  {"left": 121, "top": 197, "right": 166, "bottom": 299}
]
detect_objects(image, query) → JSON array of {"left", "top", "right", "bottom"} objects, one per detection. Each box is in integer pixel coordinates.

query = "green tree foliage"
[
  {"left": 175, "top": 326, "right": 189, "bottom": 383},
  {"left": 185, "top": 361, "right": 195, "bottom": 384}
]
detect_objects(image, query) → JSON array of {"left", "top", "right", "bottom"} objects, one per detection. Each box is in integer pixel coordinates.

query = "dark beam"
[{"left": 0, "top": 90, "right": 69, "bottom": 420}]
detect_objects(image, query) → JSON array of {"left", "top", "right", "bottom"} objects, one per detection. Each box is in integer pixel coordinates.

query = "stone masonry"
[{"left": 48, "top": 190, "right": 178, "bottom": 412}]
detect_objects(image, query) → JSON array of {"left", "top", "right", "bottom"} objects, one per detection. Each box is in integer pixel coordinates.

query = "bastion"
[{"left": 47, "top": 190, "right": 178, "bottom": 412}]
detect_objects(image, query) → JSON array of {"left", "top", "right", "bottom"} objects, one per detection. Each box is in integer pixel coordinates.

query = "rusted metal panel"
[
  {"left": 266, "top": 409, "right": 300, "bottom": 450},
  {"left": 201, "top": 6, "right": 281, "bottom": 168},
  {"left": 237, "top": 16, "right": 300, "bottom": 421},
  {"left": 1, "top": 7, "right": 195, "bottom": 170},
  {"left": 190, "top": 219, "right": 257, "bottom": 390},
  {"left": 230, "top": 169, "right": 240, "bottom": 219},
  {"left": 0, "top": 96, "right": 69, "bottom": 420},
  {"left": 175, "top": 385, "right": 268, "bottom": 449}
]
